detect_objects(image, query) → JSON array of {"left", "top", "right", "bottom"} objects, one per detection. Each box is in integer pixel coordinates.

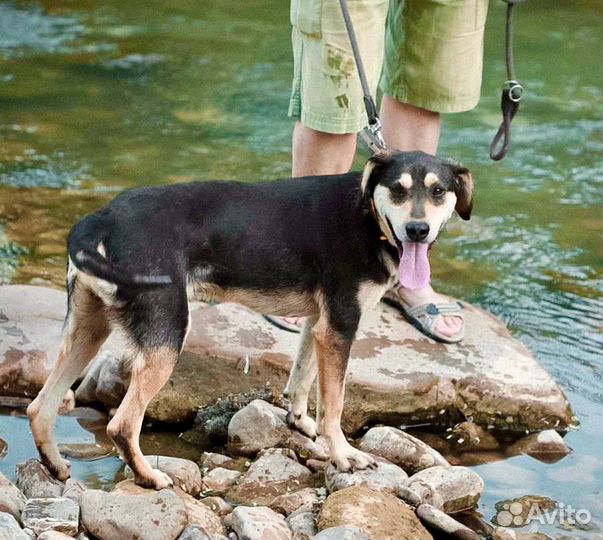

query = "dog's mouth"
[{"left": 385, "top": 217, "right": 431, "bottom": 290}]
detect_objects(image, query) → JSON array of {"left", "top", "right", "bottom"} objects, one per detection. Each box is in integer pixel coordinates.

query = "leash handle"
[{"left": 339, "top": 0, "right": 386, "bottom": 153}]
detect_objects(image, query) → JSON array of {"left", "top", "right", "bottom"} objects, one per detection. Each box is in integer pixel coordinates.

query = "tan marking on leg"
[
  {"left": 106, "top": 346, "right": 178, "bottom": 490},
  {"left": 28, "top": 284, "right": 110, "bottom": 480}
]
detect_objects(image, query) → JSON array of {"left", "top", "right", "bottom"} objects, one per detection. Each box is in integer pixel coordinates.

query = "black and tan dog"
[{"left": 27, "top": 150, "right": 472, "bottom": 489}]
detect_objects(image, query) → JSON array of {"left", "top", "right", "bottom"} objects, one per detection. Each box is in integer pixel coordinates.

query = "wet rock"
[
  {"left": 94, "top": 352, "right": 129, "bottom": 408},
  {"left": 269, "top": 488, "right": 319, "bottom": 516},
  {"left": 312, "top": 526, "right": 369, "bottom": 540},
  {"left": 0, "top": 512, "right": 30, "bottom": 540},
  {"left": 182, "top": 387, "right": 287, "bottom": 444},
  {"left": 16, "top": 460, "right": 64, "bottom": 499},
  {"left": 456, "top": 451, "right": 507, "bottom": 466},
  {"left": 61, "top": 479, "right": 85, "bottom": 503},
  {"left": 287, "top": 508, "right": 316, "bottom": 540},
  {"left": 0, "top": 471, "right": 27, "bottom": 521},
  {"left": 358, "top": 427, "right": 449, "bottom": 474},
  {"left": 21, "top": 498, "right": 78, "bottom": 536},
  {"left": 81, "top": 488, "right": 187, "bottom": 540},
  {"left": 199, "top": 497, "right": 233, "bottom": 517},
  {"left": 58, "top": 442, "right": 115, "bottom": 461},
  {"left": 409, "top": 432, "right": 452, "bottom": 455},
  {"left": 318, "top": 486, "right": 432, "bottom": 540},
  {"left": 225, "top": 506, "right": 292, "bottom": 540},
  {"left": 287, "top": 432, "right": 330, "bottom": 462},
  {"left": 324, "top": 458, "right": 407, "bottom": 494},
  {"left": 200, "top": 453, "right": 248, "bottom": 473},
  {"left": 203, "top": 468, "right": 241, "bottom": 496},
  {"left": 407, "top": 465, "right": 484, "bottom": 513},
  {"left": 306, "top": 459, "right": 328, "bottom": 473},
  {"left": 505, "top": 430, "right": 570, "bottom": 463},
  {"left": 492, "top": 495, "right": 557, "bottom": 528},
  {"left": 227, "top": 449, "right": 314, "bottom": 506},
  {"left": 416, "top": 504, "right": 480, "bottom": 540},
  {"left": 113, "top": 480, "right": 226, "bottom": 536},
  {"left": 37, "top": 531, "right": 76, "bottom": 540},
  {"left": 124, "top": 455, "right": 203, "bottom": 496},
  {"left": 449, "top": 422, "right": 500, "bottom": 451}
]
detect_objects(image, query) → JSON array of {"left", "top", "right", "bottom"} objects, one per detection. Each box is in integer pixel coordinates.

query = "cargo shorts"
[{"left": 288, "top": 0, "right": 489, "bottom": 134}]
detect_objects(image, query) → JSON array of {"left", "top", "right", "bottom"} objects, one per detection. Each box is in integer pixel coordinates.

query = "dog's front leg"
[{"left": 313, "top": 316, "right": 376, "bottom": 472}]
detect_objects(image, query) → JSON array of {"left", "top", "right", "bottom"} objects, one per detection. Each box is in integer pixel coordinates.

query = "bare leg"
[
  {"left": 28, "top": 287, "right": 110, "bottom": 480},
  {"left": 380, "top": 96, "right": 463, "bottom": 339},
  {"left": 284, "top": 316, "right": 319, "bottom": 438},
  {"left": 106, "top": 347, "right": 178, "bottom": 489},
  {"left": 313, "top": 317, "right": 375, "bottom": 471}
]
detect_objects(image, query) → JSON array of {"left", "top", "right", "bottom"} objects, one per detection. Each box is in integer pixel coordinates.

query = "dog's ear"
[
  {"left": 446, "top": 159, "right": 474, "bottom": 221},
  {"left": 361, "top": 149, "right": 395, "bottom": 196}
]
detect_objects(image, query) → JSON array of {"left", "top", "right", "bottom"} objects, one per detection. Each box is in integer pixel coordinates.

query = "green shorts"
[{"left": 288, "top": 0, "right": 489, "bottom": 134}]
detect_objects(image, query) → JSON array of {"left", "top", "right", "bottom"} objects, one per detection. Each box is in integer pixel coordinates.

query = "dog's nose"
[{"left": 405, "top": 222, "right": 430, "bottom": 242}]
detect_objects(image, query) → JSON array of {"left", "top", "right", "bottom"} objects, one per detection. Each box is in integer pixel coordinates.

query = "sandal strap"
[{"left": 406, "top": 301, "right": 464, "bottom": 318}]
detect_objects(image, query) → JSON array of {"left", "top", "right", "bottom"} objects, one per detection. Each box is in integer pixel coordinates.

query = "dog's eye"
[{"left": 431, "top": 186, "right": 445, "bottom": 198}]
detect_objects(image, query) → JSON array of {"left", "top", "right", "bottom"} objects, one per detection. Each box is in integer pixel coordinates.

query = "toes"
[
  {"left": 286, "top": 411, "right": 317, "bottom": 439},
  {"left": 44, "top": 457, "right": 71, "bottom": 481}
]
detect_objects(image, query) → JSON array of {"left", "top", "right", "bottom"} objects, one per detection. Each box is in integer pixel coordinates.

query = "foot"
[
  {"left": 330, "top": 440, "right": 377, "bottom": 472},
  {"left": 134, "top": 468, "right": 173, "bottom": 490},
  {"left": 390, "top": 284, "right": 463, "bottom": 339},
  {"left": 286, "top": 411, "right": 317, "bottom": 439},
  {"left": 43, "top": 454, "right": 71, "bottom": 481}
]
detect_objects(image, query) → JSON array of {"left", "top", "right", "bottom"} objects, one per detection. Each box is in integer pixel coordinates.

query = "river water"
[{"left": 0, "top": 1, "right": 601, "bottom": 537}]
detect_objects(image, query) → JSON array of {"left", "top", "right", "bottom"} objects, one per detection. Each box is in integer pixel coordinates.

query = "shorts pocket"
[{"left": 290, "top": 0, "right": 323, "bottom": 37}]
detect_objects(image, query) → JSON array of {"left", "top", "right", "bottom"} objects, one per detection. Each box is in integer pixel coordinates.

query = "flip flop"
[
  {"left": 382, "top": 290, "right": 465, "bottom": 344},
  {"left": 262, "top": 314, "right": 302, "bottom": 333}
]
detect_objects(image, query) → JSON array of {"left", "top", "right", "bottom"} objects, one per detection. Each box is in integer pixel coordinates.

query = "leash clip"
[
  {"left": 505, "top": 79, "right": 523, "bottom": 103},
  {"left": 360, "top": 117, "right": 387, "bottom": 155}
]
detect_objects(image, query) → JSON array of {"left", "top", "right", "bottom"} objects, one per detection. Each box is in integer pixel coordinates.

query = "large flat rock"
[{"left": 0, "top": 285, "right": 574, "bottom": 434}]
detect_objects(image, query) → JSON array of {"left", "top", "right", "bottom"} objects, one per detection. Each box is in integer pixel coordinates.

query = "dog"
[{"left": 27, "top": 150, "right": 473, "bottom": 489}]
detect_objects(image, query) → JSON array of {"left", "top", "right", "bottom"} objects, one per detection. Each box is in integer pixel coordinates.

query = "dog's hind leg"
[
  {"left": 27, "top": 285, "right": 110, "bottom": 480},
  {"left": 284, "top": 315, "right": 319, "bottom": 439}
]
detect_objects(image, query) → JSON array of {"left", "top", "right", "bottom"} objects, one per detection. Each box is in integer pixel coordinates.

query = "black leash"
[
  {"left": 489, "top": 0, "right": 524, "bottom": 161},
  {"left": 338, "top": 0, "right": 387, "bottom": 154}
]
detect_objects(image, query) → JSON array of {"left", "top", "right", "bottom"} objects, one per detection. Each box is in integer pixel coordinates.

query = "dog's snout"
[{"left": 405, "top": 221, "right": 430, "bottom": 242}]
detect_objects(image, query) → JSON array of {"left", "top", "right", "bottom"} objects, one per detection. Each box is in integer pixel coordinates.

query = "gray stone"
[
  {"left": 94, "top": 352, "right": 129, "bottom": 408},
  {"left": 225, "top": 506, "right": 292, "bottom": 540},
  {"left": 61, "top": 479, "right": 85, "bottom": 503},
  {"left": 505, "top": 430, "right": 571, "bottom": 463},
  {"left": 73, "top": 353, "right": 108, "bottom": 404},
  {"left": 408, "top": 465, "right": 484, "bottom": 514},
  {"left": 81, "top": 488, "right": 187, "bottom": 540},
  {"left": 58, "top": 442, "right": 115, "bottom": 461},
  {"left": 0, "top": 512, "right": 30, "bottom": 540},
  {"left": 269, "top": 488, "right": 319, "bottom": 516},
  {"left": 449, "top": 422, "right": 500, "bottom": 451},
  {"left": 124, "top": 455, "right": 203, "bottom": 496},
  {"left": 201, "top": 453, "right": 241, "bottom": 472},
  {"left": 37, "top": 531, "right": 76, "bottom": 540},
  {"left": 21, "top": 498, "right": 79, "bottom": 536},
  {"left": 178, "top": 527, "right": 212, "bottom": 540},
  {"left": 287, "top": 509, "right": 316, "bottom": 540},
  {"left": 199, "top": 497, "right": 233, "bottom": 517},
  {"left": 358, "top": 427, "right": 449, "bottom": 474},
  {"left": 318, "top": 486, "right": 432, "bottom": 540},
  {"left": 324, "top": 458, "right": 407, "bottom": 494},
  {"left": 416, "top": 504, "right": 480, "bottom": 540},
  {"left": 0, "top": 472, "right": 26, "bottom": 521},
  {"left": 202, "top": 467, "right": 241, "bottom": 496},
  {"left": 227, "top": 449, "right": 313, "bottom": 506},
  {"left": 16, "top": 460, "right": 64, "bottom": 499},
  {"left": 312, "top": 527, "right": 369, "bottom": 540}
]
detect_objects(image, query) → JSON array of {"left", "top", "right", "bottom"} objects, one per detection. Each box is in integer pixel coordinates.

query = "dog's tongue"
[{"left": 399, "top": 242, "right": 431, "bottom": 289}]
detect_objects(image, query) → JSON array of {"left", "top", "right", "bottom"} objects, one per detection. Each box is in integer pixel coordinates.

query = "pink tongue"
[{"left": 399, "top": 242, "right": 431, "bottom": 289}]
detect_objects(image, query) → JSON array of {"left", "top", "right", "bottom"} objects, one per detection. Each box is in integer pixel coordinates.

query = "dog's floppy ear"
[
  {"left": 446, "top": 159, "right": 474, "bottom": 221},
  {"left": 361, "top": 149, "right": 395, "bottom": 196}
]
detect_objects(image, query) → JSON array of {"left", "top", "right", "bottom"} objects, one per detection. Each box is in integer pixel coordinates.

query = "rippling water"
[{"left": 0, "top": 0, "right": 601, "bottom": 536}]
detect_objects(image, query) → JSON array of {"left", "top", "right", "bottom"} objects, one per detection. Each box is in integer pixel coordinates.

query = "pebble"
[
  {"left": 203, "top": 467, "right": 241, "bottom": 496},
  {"left": 287, "top": 508, "right": 316, "bottom": 540},
  {"left": 21, "top": 498, "right": 79, "bottom": 536},
  {"left": 225, "top": 506, "right": 292, "bottom": 540},
  {"left": 324, "top": 459, "right": 407, "bottom": 494},
  {"left": 416, "top": 504, "right": 480, "bottom": 540},
  {"left": 16, "top": 460, "right": 64, "bottom": 499},
  {"left": 124, "top": 455, "right": 203, "bottom": 496},
  {"left": 199, "top": 496, "right": 233, "bottom": 517},
  {"left": 269, "top": 488, "right": 319, "bottom": 516}
]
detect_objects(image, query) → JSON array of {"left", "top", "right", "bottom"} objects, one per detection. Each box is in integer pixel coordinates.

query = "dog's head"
[{"left": 361, "top": 150, "right": 474, "bottom": 288}]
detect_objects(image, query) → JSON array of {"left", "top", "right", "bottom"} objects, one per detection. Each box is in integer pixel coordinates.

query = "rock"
[
  {"left": 199, "top": 497, "right": 233, "bottom": 517},
  {"left": 1, "top": 286, "right": 574, "bottom": 433},
  {"left": 492, "top": 495, "right": 557, "bottom": 528},
  {"left": 318, "top": 486, "right": 432, "bottom": 540},
  {"left": 324, "top": 458, "right": 407, "bottom": 494},
  {"left": 225, "top": 506, "right": 292, "bottom": 540},
  {"left": 227, "top": 400, "right": 290, "bottom": 456},
  {"left": 409, "top": 432, "right": 452, "bottom": 455},
  {"left": 306, "top": 459, "right": 328, "bottom": 473},
  {"left": 449, "top": 422, "right": 500, "bottom": 451},
  {"left": 81, "top": 488, "right": 187, "bottom": 540},
  {"left": 287, "top": 509, "right": 316, "bottom": 540},
  {"left": 269, "top": 488, "right": 319, "bottom": 516},
  {"left": 58, "top": 442, "right": 115, "bottom": 461},
  {"left": 0, "top": 512, "right": 30, "bottom": 540},
  {"left": 177, "top": 527, "right": 213, "bottom": 540},
  {"left": 113, "top": 480, "right": 226, "bottom": 536},
  {"left": 203, "top": 468, "right": 241, "bottom": 496},
  {"left": 94, "top": 352, "right": 129, "bottom": 408},
  {"left": 505, "top": 430, "right": 571, "bottom": 463},
  {"left": 73, "top": 353, "right": 108, "bottom": 404},
  {"left": 124, "top": 456, "right": 203, "bottom": 496},
  {"left": 61, "top": 479, "right": 85, "bottom": 503},
  {"left": 37, "top": 531, "right": 76, "bottom": 540},
  {"left": 416, "top": 504, "right": 480, "bottom": 540},
  {"left": 182, "top": 387, "right": 288, "bottom": 444},
  {"left": 200, "top": 453, "right": 248, "bottom": 473},
  {"left": 408, "top": 466, "right": 484, "bottom": 513},
  {"left": 16, "top": 460, "right": 64, "bottom": 499},
  {"left": 312, "top": 526, "right": 369, "bottom": 540},
  {"left": 358, "top": 427, "right": 449, "bottom": 474},
  {"left": 0, "top": 472, "right": 27, "bottom": 521},
  {"left": 21, "top": 498, "right": 78, "bottom": 536},
  {"left": 287, "top": 432, "right": 330, "bottom": 462},
  {"left": 227, "top": 449, "right": 314, "bottom": 506},
  {"left": 456, "top": 451, "right": 507, "bottom": 466}
]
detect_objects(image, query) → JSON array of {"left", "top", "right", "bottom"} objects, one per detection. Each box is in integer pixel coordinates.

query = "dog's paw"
[
  {"left": 286, "top": 411, "right": 317, "bottom": 440},
  {"left": 44, "top": 456, "right": 71, "bottom": 481},
  {"left": 136, "top": 469, "right": 173, "bottom": 490},
  {"left": 331, "top": 444, "right": 377, "bottom": 472}
]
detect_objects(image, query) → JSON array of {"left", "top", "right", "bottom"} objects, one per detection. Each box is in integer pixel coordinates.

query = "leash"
[
  {"left": 338, "top": 0, "right": 387, "bottom": 154},
  {"left": 489, "top": 0, "right": 524, "bottom": 161}
]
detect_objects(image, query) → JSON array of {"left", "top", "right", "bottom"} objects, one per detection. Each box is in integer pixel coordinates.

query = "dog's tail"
[{"left": 68, "top": 214, "right": 172, "bottom": 289}]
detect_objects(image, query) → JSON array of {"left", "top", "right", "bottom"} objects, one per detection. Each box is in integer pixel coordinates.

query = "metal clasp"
[
  {"left": 360, "top": 118, "right": 386, "bottom": 155},
  {"left": 505, "top": 80, "right": 523, "bottom": 103}
]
